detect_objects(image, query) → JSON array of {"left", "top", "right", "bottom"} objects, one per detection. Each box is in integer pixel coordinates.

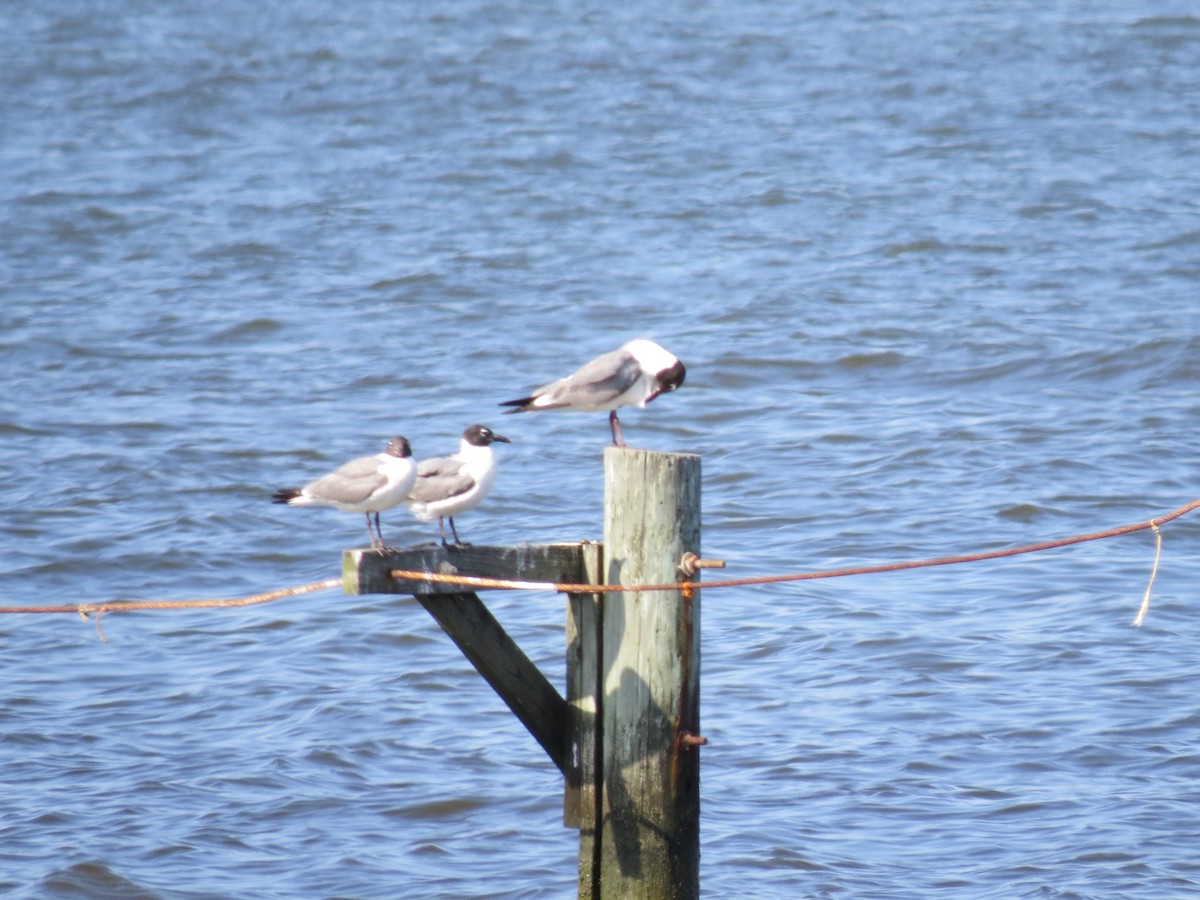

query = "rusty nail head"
[{"left": 678, "top": 730, "right": 709, "bottom": 751}]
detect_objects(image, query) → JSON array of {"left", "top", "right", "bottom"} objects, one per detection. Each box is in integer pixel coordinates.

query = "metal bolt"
[
  {"left": 680, "top": 552, "right": 727, "bottom": 577},
  {"left": 677, "top": 730, "right": 708, "bottom": 751}
]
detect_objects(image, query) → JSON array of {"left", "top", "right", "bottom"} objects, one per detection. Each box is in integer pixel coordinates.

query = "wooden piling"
[
  {"left": 343, "top": 450, "right": 703, "bottom": 899},
  {"left": 566, "top": 541, "right": 604, "bottom": 897},
  {"left": 592, "top": 447, "right": 702, "bottom": 899}
]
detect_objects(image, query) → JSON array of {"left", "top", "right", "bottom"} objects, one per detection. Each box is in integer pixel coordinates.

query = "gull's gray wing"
[
  {"left": 408, "top": 455, "right": 475, "bottom": 503},
  {"left": 306, "top": 455, "right": 385, "bottom": 505},
  {"left": 535, "top": 348, "right": 641, "bottom": 409}
]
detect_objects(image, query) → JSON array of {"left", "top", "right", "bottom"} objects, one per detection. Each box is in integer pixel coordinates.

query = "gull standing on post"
[
  {"left": 271, "top": 436, "right": 417, "bottom": 551},
  {"left": 499, "top": 339, "right": 686, "bottom": 446},
  {"left": 406, "top": 424, "right": 511, "bottom": 547}
]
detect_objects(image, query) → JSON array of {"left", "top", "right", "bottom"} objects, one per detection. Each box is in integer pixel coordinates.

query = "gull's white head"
[
  {"left": 622, "top": 339, "right": 686, "bottom": 402},
  {"left": 623, "top": 339, "right": 680, "bottom": 373}
]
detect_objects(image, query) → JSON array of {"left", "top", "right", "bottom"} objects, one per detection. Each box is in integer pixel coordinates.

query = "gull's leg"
[{"left": 609, "top": 410, "right": 627, "bottom": 447}]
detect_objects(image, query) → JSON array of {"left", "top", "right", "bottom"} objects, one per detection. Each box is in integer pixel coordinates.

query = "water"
[{"left": 3, "top": 1, "right": 1199, "bottom": 896}]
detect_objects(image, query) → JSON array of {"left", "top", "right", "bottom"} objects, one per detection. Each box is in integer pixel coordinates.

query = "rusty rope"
[
  {"left": 390, "top": 497, "right": 1200, "bottom": 598},
  {"left": 1, "top": 498, "right": 1197, "bottom": 625},
  {"left": 0, "top": 578, "right": 344, "bottom": 617}
]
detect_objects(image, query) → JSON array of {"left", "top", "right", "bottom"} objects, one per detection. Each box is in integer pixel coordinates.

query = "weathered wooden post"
[
  {"left": 346, "top": 448, "right": 703, "bottom": 898},
  {"left": 585, "top": 447, "right": 703, "bottom": 899}
]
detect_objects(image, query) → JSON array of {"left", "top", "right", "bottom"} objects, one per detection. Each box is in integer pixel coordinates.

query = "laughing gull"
[
  {"left": 406, "top": 424, "right": 511, "bottom": 547},
  {"left": 272, "top": 436, "right": 417, "bottom": 551},
  {"left": 499, "top": 339, "right": 686, "bottom": 446}
]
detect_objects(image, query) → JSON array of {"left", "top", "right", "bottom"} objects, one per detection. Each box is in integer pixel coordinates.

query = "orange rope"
[
  {"left": 390, "top": 497, "right": 1200, "bottom": 595},
  {"left": 0, "top": 578, "right": 343, "bottom": 616},
  {"left": 2, "top": 497, "right": 1197, "bottom": 617}
]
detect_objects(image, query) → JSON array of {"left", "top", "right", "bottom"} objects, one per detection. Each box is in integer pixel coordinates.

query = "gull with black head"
[
  {"left": 406, "top": 424, "right": 511, "bottom": 547},
  {"left": 272, "top": 435, "right": 417, "bottom": 551},
  {"left": 499, "top": 339, "right": 686, "bottom": 446}
]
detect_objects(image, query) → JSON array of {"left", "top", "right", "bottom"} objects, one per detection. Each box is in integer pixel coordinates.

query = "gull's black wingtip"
[{"left": 498, "top": 396, "right": 533, "bottom": 413}]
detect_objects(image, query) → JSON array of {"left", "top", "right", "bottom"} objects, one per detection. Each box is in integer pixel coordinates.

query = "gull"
[
  {"left": 499, "top": 339, "right": 686, "bottom": 446},
  {"left": 272, "top": 436, "right": 417, "bottom": 551},
  {"left": 406, "top": 424, "right": 511, "bottom": 547}
]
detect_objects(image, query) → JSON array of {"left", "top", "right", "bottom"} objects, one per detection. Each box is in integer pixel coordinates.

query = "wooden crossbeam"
[
  {"left": 342, "top": 542, "right": 598, "bottom": 775},
  {"left": 343, "top": 541, "right": 590, "bottom": 596},
  {"left": 414, "top": 590, "right": 570, "bottom": 771}
]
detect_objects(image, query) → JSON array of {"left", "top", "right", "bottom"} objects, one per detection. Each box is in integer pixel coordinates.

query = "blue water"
[{"left": 3, "top": 1, "right": 1200, "bottom": 897}]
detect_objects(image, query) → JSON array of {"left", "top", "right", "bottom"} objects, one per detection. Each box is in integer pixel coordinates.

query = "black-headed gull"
[
  {"left": 272, "top": 436, "right": 417, "bottom": 551},
  {"left": 499, "top": 339, "right": 686, "bottom": 446},
  {"left": 406, "top": 424, "right": 511, "bottom": 547}
]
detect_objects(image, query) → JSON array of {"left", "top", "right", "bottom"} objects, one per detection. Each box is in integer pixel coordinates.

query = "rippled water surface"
[{"left": 3, "top": 2, "right": 1200, "bottom": 897}]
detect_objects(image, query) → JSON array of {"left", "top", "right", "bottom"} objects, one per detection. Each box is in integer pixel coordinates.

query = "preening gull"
[{"left": 500, "top": 339, "right": 686, "bottom": 446}]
